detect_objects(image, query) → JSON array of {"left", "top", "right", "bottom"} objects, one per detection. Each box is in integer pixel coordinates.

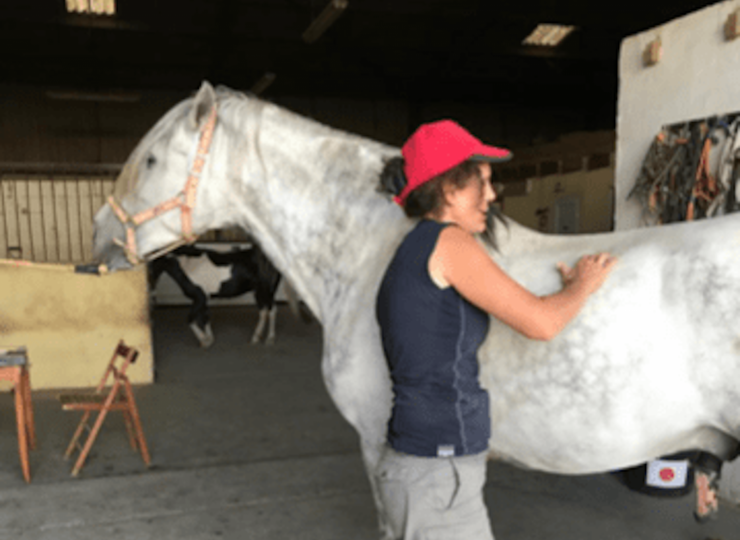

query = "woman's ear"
[{"left": 440, "top": 180, "right": 457, "bottom": 208}]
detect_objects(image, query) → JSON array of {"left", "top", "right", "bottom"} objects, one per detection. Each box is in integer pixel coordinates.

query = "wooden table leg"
[
  {"left": 13, "top": 369, "right": 31, "bottom": 483},
  {"left": 21, "top": 367, "right": 35, "bottom": 450}
]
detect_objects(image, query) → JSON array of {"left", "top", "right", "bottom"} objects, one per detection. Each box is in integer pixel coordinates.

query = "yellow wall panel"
[{"left": 0, "top": 262, "right": 153, "bottom": 389}]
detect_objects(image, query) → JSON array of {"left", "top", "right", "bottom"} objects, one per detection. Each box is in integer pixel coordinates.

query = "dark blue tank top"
[{"left": 376, "top": 220, "right": 491, "bottom": 457}]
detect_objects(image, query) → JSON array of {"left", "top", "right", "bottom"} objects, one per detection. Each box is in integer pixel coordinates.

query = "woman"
[{"left": 375, "top": 119, "right": 617, "bottom": 539}]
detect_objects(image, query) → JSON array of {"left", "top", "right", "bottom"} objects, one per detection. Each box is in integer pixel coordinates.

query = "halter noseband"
[{"left": 107, "top": 105, "right": 218, "bottom": 265}]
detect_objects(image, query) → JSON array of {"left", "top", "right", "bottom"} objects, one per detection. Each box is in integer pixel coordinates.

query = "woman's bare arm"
[{"left": 434, "top": 226, "right": 617, "bottom": 341}]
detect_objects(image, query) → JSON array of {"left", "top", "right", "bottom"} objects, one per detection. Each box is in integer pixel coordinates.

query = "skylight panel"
[
  {"left": 523, "top": 24, "right": 575, "bottom": 47},
  {"left": 65, "top": 0, "right": 116, "bottom": 16}
]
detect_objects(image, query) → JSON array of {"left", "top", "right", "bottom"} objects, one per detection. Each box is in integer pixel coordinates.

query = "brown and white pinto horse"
[{"left": 149, "top": 243, "right": 300, "bottom": 347}]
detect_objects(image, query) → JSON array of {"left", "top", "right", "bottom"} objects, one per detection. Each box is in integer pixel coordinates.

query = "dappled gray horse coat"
[{"left": 92, "top": 82, "right": 740, "bottom": 533}]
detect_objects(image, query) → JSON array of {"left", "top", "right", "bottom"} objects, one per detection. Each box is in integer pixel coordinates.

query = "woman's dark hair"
[
  {"left": 378, "top": 157, "right": 407, "bottom": 199},
  {"left": 378, "top": 157, "right": 482, "bottom": 218}
]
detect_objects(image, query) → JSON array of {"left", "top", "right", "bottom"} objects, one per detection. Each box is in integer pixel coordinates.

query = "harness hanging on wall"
[{"left": 629, "top": 112, "right": 740, "bottom": 225}]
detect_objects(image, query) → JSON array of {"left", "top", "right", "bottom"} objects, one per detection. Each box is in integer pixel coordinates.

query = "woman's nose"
[{"left": 486, "top": 180, "right": 496, "bottom": 203}]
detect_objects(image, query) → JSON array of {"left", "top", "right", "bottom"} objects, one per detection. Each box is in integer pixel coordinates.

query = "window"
[
  {"left": 523, "top": 24, "right": 575, "bottom": 47},
  {"left": 65, "top": 0, "right": 116, "bottom": 16}
]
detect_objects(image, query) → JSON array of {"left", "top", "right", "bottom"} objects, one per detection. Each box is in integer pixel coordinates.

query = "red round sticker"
[{"left": 659, "top": 468, "right": 675, "bottom": 482}]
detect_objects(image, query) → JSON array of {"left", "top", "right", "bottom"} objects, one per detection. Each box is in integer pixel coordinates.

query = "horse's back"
[{"left": 478, "top": 214, "right": 740, "bottom": 473}]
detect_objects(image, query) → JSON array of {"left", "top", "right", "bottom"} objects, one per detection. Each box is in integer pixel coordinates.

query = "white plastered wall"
[
  {"left": 614, "top": 0, "right": 740, "bottom": 504},
  {"left": 615, "top": 0, "right": 740, "bottom": 230}
]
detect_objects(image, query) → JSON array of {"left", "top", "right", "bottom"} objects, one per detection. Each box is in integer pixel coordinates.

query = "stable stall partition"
[
  {"left": 0, "top": 260, "right": 153, "bottom": 390},
  {"left": 0, "top": 173, "right": 116, "bottom": 264},
  {"left": 0, "top": 172, "right": 153, "bottom": 390}
]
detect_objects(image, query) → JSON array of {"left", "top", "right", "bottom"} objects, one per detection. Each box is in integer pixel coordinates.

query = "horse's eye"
[{"left": 146, "top": 155, "right": 157, "bottom": 169}]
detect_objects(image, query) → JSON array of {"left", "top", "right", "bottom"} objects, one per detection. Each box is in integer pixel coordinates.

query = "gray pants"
[{"left": 375, "top": 445, "right": 495, "bottom": 540}]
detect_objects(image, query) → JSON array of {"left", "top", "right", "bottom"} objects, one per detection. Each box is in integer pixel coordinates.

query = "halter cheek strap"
[{"left": 108, "top": 105, "right": 218, "bottom": 265}]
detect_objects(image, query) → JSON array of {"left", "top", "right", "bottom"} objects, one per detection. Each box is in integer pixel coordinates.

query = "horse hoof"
[{"left": 694, "top": 510, "right": 719, "bottom": 524}]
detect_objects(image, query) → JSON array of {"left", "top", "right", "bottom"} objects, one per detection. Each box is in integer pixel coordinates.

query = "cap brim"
[{"left": 471, "top": 149, "right": 513, "bottom": 163}]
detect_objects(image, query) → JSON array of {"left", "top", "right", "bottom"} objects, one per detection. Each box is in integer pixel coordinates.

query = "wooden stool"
[{"left": 0, "top": 347, "right": 36, "bottom": 483}]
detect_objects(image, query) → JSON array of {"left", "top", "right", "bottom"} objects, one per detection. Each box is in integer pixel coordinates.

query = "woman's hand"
[
  {"left": 434, "top": 226, "right": 619, "bottom": 341},
  {"left": 557, "top": 253, "right": 617, "bottom": 297}
]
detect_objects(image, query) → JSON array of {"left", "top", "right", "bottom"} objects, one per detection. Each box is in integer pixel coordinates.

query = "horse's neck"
[{"left": 213, "top": 100, "right": 408, "bottom": 323}]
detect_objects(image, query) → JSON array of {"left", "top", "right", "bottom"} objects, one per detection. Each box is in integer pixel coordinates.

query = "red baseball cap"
[{"left": 395, "top": 120, "right": 512, "bottom": 205}]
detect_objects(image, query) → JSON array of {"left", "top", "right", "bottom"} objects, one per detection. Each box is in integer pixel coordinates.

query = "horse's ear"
[{"left": 190, "top": 81, "right": 217, "bottom": 130}]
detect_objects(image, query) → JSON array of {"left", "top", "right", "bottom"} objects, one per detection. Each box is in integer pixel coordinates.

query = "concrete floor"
[{"left": 1, "top": 305, "right": 739, "bottom": 539}]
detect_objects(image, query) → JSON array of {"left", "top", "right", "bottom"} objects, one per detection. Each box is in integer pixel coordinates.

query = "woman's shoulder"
[
  {"left": 433, "top": 224, "right": 491, "bottom": 278},
  {"left": 436, "top": 223, "right": 476, "bottom": 249}
]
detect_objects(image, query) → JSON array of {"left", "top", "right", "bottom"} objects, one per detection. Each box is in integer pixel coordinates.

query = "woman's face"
[{"left": 442, "top": 162, "right": 495, "bottom": 234}]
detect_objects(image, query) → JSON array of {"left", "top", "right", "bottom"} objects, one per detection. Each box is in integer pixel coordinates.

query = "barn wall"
[
  {"left": 0, "top": 81, "right": 596, "bottom": 168},
  {"left": 0, "top": 83, "right": 598, "bottom": 264},
  {"left": 614, "top": 0, "right": 740, "bottom": 504},
  {"left": 0, "top": 84, "right": 186, "bottom": 164},
  {"left": 614, "top": 0, "right": 740, "bottom": 230},
  {"left": 504, "top": 166, "right": 614, "bottom": 234},
  {"left": 0, "top": 264, "right": 153, "bottom": 390},
  {"left": 0, "top": 176, "right": 115, "bottom": 263}
]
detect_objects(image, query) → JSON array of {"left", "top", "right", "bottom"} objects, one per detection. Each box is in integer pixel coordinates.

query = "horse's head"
[{"left": 93, "top": 81, "right": 222, "bottom": 271}]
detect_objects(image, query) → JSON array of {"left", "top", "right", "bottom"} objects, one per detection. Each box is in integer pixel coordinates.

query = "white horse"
[{"left": 93, "top": 82, "right": 740, "bottom": 532}]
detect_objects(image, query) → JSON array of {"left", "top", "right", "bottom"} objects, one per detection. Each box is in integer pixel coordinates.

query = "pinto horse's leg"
[
  {"left": 265, "top": 305, "right": 278, "bottom": 345},
  {"left": 158, "top": 255, "right": 214, "bottom": 348},
  {"left": 251, "top": 308, "right": 268, "bottom": 344},
  {"left": 253, "top": 266, "right": 280, "bottom": 345},
  {"left": 263, "top": 274, "right": 281, "bottom": 345},
  {"left": 189, "top": 321, "right": 214, "bottom": 348}
]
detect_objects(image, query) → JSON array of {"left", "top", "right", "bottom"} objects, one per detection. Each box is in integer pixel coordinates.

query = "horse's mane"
[
  {"left": 114, "top": 83, "right": 507, "bottom": 252},
  {"left": 210, "top": 85, "right": 509, "bottom": 251},
  {"left": 214, "top": 86, "right": 254, "bottom": 101}
]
